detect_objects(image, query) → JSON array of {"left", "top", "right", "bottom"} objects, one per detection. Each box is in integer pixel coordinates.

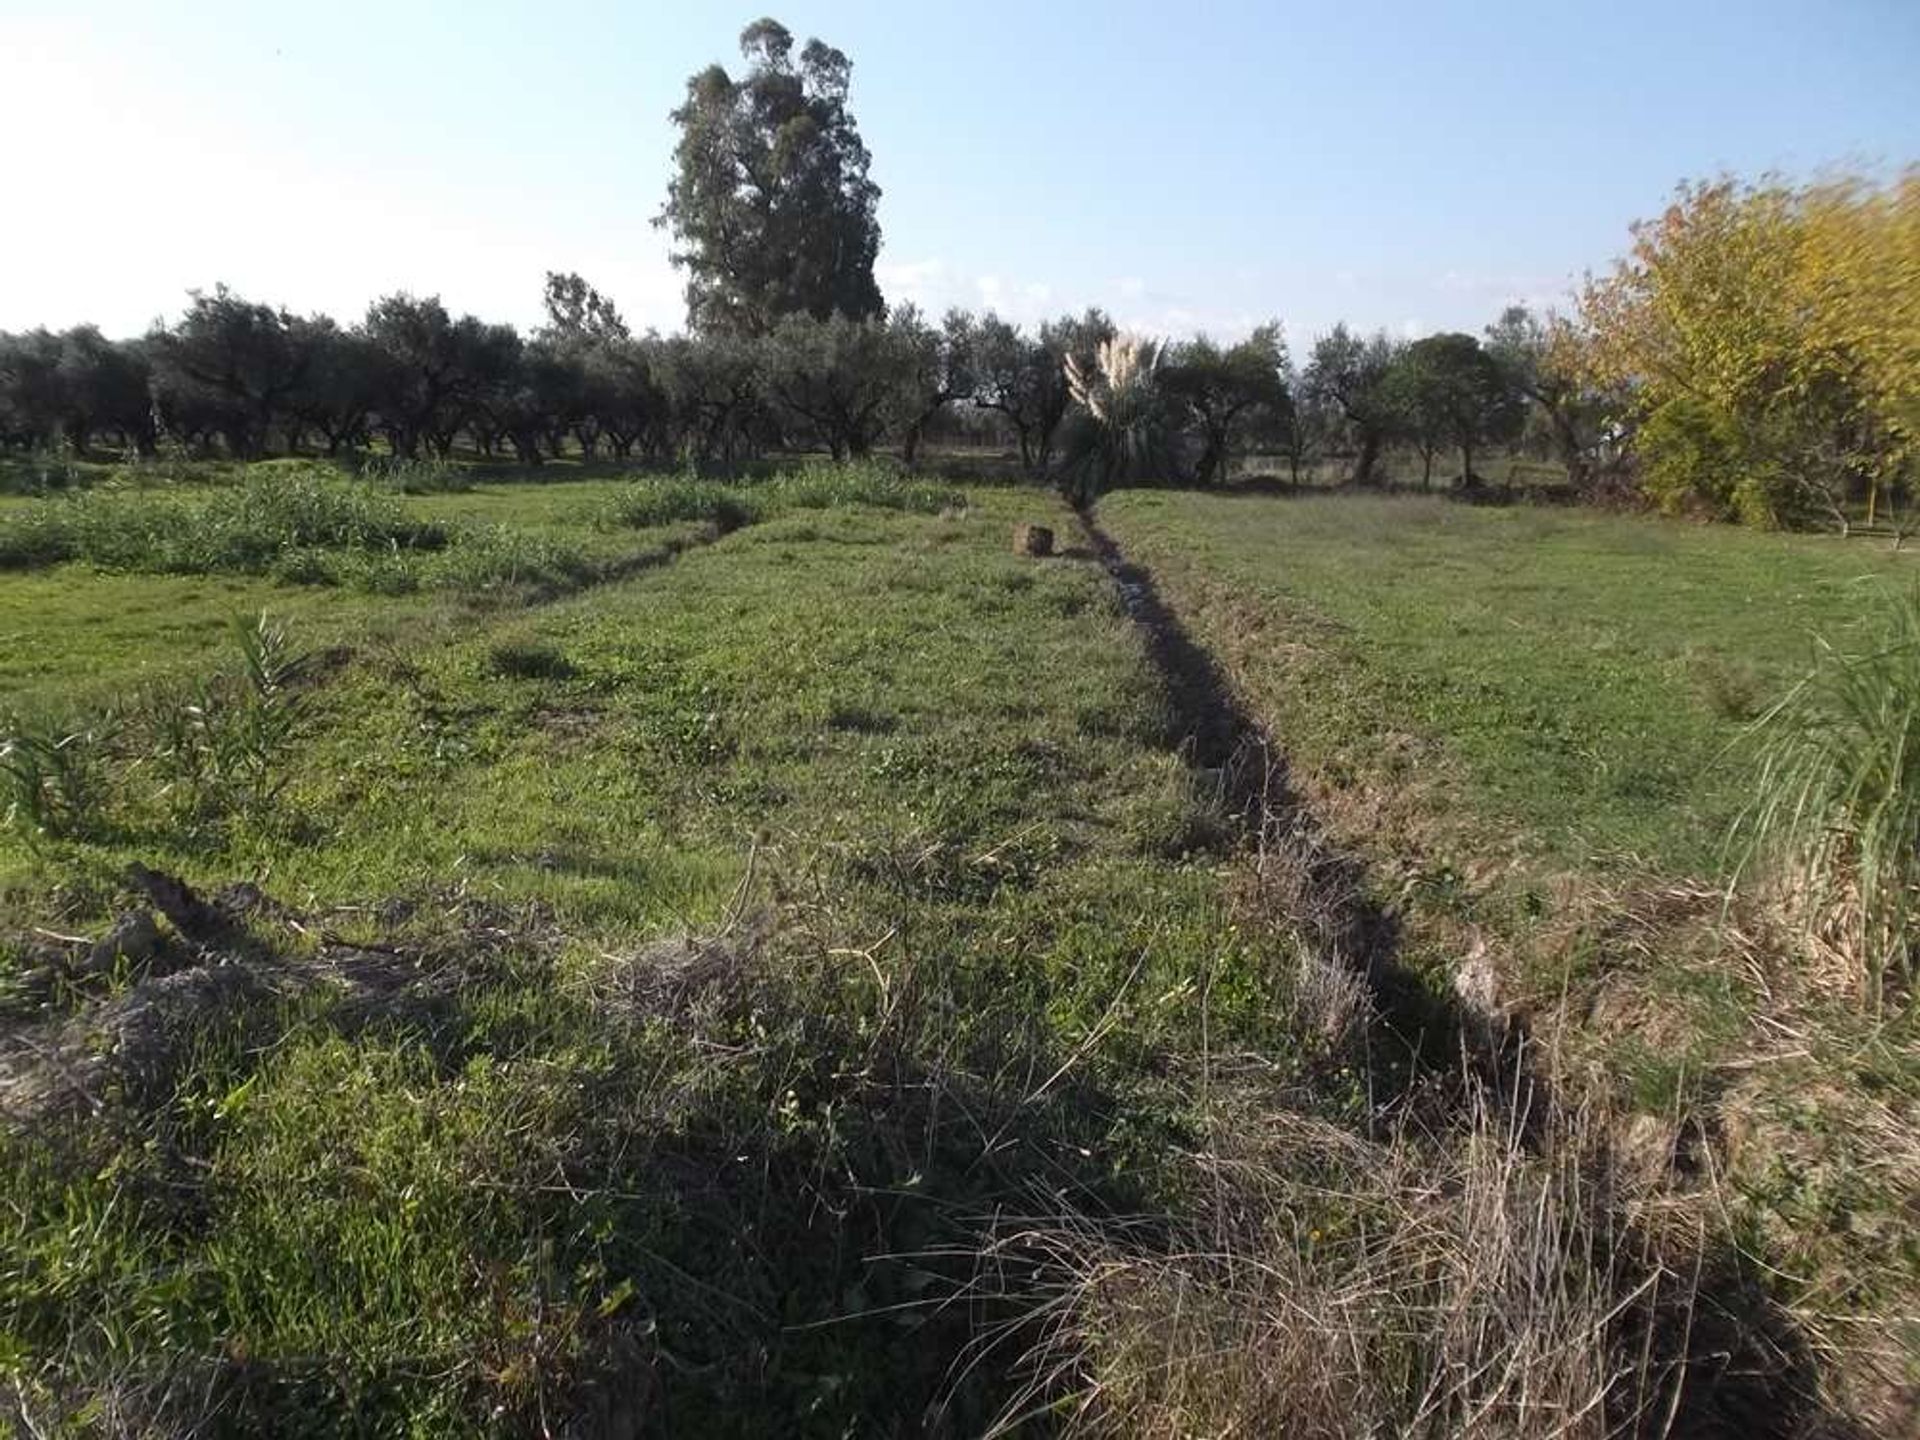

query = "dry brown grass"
[{"left": 978, "top": 1079, "right": 1728, "bottom": 1440}]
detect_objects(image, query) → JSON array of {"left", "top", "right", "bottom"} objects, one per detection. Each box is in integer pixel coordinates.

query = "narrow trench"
[
  {"left": 1071, "top": 503, "right": 1869, "bottom": 1440},
  {"left": 1076, "top": 506, "right": 1508, "bottom": 1112}
]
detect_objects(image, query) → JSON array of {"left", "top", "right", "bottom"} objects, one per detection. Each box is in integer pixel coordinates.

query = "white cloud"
[{"left": 876, "top": 256, "right": 949, "bottom": 297}]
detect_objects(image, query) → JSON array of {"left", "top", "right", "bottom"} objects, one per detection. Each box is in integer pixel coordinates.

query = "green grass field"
[
  {"left": 1099, "top": 489, "right": 1915, "bottom": 878},
  {"left": 2, "top": 464, "right": 1913, "bottom": 1433},
  {"left": 1099, "top": 486, "right": 1920, "bottom": 1395},
  {"left": 0, "top": 465, "right": 1299, "bottom": 1433}
]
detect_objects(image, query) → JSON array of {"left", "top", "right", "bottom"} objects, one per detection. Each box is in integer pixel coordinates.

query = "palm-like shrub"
[
  {"left": 1734, "top": 585, "right": 1920, "bottom": 1009},
  {"left": 1058, "top": 333, "right": 1172, "bottom": 505}
]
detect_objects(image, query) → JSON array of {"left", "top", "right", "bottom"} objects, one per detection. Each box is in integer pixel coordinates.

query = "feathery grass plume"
[
  {"left": 1732, "top": 584, "right": 1920, "bottom": 1009},
  {"left": 1059, "top": 333, "right": 1170, "bottom": 506},
  {"left": 1064, "top": 333, "right": 1162, "bottom": 425}
]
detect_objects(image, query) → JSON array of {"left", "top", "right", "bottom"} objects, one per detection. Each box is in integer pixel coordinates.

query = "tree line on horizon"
[
  {"left": 0, "top": 15, "right": 1911, "bottom": 530},
  {"left": 0, "top": 283, "right": 1586, "bottom": 486}
]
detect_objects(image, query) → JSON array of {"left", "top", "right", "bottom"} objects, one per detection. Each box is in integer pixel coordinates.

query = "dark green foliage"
[
  {"left": 1386, "top": 332, "right": 1526, "bottom": 486},
  {"left": 660, "top": 19, "right": 884, "bottom": 336},
  {"left": 285, "top": 318, "right": 388, "bottom": 456},
  {"left": 757, "top": 313, "right": 910, "bottom": 458},
  {"left": 0, "top": 325, "right": 155, "bottom": 458},
  {"left": 150, "top": 286, "right": 310, "bottom": 459},
  {"left": 1304, "top": 324, "right": 1406, "bottom": 485},
  {"left": 540, "top": 271, "right": 629, "bottom": 345},
  {"left": 969, "top": 311, "right": 1066, "bottom": 473},
  {"left": 650, "top": 331, "right": 763, "bottom": 472},
  {"left": 360, "top": 293, "right": 515, "bottom": 461},
  {"left": 1161, "top": 324, "right": 1291, "bottom": 485},
  {"left": 892, "top": 305, "right": 979, "bottom": 466}
]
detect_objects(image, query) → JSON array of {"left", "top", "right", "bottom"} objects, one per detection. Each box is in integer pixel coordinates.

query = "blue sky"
[{"left": 3, "top": 0, "right": 1915, "bottom": 345}]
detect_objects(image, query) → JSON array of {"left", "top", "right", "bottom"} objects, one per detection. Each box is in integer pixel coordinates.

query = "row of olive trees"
[
  {"left": 1053, "top": 317, "right": 1580, "bottom": 507},
  {"left": 0, "top": 280, "right": 1310, "bottom": 482},
  {"left": 1, "top": 279, "right": 679, "bottom": 467},
  {"left": 1282, "top": 314, "right": 1615, "bottom": 493}
]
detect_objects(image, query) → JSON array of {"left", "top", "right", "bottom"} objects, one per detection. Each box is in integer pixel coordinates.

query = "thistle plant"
[{"left": 1060, "top": 333, "right": 1168, "bottom": 506}]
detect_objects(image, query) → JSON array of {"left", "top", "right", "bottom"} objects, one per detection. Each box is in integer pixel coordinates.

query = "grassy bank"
[{"left": 1096, "top": 485, "right": 1920, "bottom": 1419}]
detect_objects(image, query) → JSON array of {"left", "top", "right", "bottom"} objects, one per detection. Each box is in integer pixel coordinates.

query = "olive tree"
[
  {"left": 1484, "top": 304, "right": 1610, "bottom": 491},
  {"left": 1161, "top": 323, "right": 1289, "bottom": 485},
  {"left": 1387, "top": 333, "right": 1523, "bottom": 486},
  {"left": 1303, "top": 324, "right": 1404, "bottom": 485},
  {"left": 149, "top": 286, "right": 307, "bottom": 458},
  {"left": 757, "top": 313, "right": 906, "bottom": 459}
]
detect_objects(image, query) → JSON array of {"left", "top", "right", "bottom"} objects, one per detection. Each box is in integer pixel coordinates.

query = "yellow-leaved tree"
[
  {"left": 1797, "top": 172, "right": 1920, "bottom": 524},
  {"left": 1580, "top": 170, "right": 1917, "bottom": 529}
]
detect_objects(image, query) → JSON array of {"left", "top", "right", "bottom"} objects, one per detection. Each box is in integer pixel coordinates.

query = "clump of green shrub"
[
  {"left": 0, "top": 470, "right": 617, "bottom": 599},
  {"left": 598, "top": 460, "right": 960, "bottom": 534},
  {"left": 0, "top": 507, "right": 80, "bottom": 569},
  {"left": 346, "top": 454, "right": 476, "bottom": 494},
  {"left": 600, "top": 477, "right": 763, "bottom": 532},
  {"left": 0, "top": 439, "right": 90, "bottom": 496},
  {"left": 149, "top": 613, "right": 313, "bottom": 826},
  {"left": 754, "top": 458, "right": 959, "bottom": 516},
  {"left": 0, "top": 471, "right": 447, "bottom": 577},
  {"left": 0, "top": 717, "right": 111, "bottom": 841},
  {"left": 488, "top": 637, "right": 576, "bottom": 680},
  {"left": 421, "top": 526, "right": 603, "bottom": 596},
  {"left": 1734, "top": 585, "right": 1920, "bottom": 1007}
]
